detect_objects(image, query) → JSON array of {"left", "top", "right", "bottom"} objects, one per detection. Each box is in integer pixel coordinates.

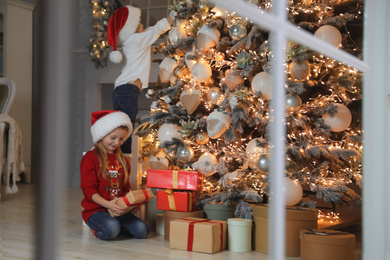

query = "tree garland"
[{"left": 88, "top": 0, "right": 124, "bottom": 69}]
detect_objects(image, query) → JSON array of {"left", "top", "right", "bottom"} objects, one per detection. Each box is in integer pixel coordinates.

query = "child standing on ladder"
[{"left": 107, "top": 5, "right": 175, "bottom": 154}]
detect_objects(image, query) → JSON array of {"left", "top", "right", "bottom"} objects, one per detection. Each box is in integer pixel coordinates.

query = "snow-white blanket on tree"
[{"left": 0, "top": 114, "right": 24, "bottom": 194}]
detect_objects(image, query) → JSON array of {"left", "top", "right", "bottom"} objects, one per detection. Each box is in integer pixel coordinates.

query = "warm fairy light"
[{"left": 317, "top": 210, "right": 341, "bottom": 223}]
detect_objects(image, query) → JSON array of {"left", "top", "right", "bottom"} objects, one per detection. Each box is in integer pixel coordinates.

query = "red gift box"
[
  {"left": 108, "top": 188, "right": 155, "bottom": 217},
  {"left": 146, "top": 169, "right": 203, "bottom": 191},
  {"left": 156, "top": 189, "right": 196, "bottom": 212}
]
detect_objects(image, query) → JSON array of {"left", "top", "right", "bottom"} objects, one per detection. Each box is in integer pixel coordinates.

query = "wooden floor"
[{"left": 0, "top": 184, "right": 361, "bottom": 260}]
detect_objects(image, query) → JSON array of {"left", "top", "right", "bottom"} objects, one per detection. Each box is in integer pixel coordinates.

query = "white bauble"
[
  {"left": 159, "top": 57, "right": 178, "bottom": 83},
  {"left": 246, "top": 138, "right": 267, "bottom": 163},
  {"left": 284, "top": 178, "right": 303, "bottom": 206},
  {"left": 192, "top": 152, "right": 218, "bottom": 175},
  {"left": 207, "top": 110, "right": 230, "bottom": 139},
  {"left": 192, "top": 61, "right": 212, "bottom": 83},
  {"left": 314, "top": 25, "right": 342, "bottom": 48},
  {"left": 158, "top": 123, "right": 181, "bottom": 143},
  {"left": 196, "top": 25, "right": 220, "bottom": 52},
  {"left": 251, "top": 71, "right": 272, "bottom": 100},
  {"left": 322, "top": 103, "right": 352, "bottom": 132},
  {"left": 289, "top": 60, "right": 310, "bottom": 81},
  {"left": 149, "top": 150, "right": 169, "bottom": 170},
  {"left": 225, "top": 70, "right": 244, "bottom": 90}
]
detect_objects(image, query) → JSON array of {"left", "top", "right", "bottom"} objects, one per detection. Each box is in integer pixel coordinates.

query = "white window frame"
[
  {"left": 127, "top": 0, "right": 172, "bottom": 28},
  {"left": 209, "top": 0, "right": 388, "bottom": 259}
]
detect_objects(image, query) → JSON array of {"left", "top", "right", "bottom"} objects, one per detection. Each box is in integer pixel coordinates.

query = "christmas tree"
[{"left": 136, "top": 0, "right": 363, "bottom": 219}]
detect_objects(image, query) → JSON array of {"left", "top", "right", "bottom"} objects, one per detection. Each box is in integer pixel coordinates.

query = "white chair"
[
  {"left": 0, "top": 78, "right": 23, "bottom": 197},
  {"left": 0, "top": 77, "right": 15, "bottom": 115}
]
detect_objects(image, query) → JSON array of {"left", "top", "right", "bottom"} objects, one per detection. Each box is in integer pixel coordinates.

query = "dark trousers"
[{"left": 112, "top": 83, "right": 140, "bottom": 154}]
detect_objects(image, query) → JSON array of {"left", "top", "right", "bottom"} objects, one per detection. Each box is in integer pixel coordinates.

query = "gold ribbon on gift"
[
  {"left": 172, "top": 170, "right": 179, "bottom": 189},
  {"left": 165, "top": 189, "right": 176, "bottom": 211},
  {"left": 188, "top": 192, "right": 193, "bottom": 211}
]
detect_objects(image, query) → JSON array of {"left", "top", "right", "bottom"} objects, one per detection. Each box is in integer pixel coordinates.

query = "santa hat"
[
  {"left": 90, "top": 110, "right": 133, "bottom": 144},
  {"left": 107, "top": 5, "right": 141, "bottom": 63}
]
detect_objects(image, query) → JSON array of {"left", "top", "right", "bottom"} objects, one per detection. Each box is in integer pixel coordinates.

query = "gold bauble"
[{"left": 196, "top": 131, "right": 210, "bottom": 145}]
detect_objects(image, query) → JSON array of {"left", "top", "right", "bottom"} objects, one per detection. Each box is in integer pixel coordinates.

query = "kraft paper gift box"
[
  {"left": 108, "top": 188, "right": 155, "bottom": 217},
  {"left": 300, "top": 229, "right": 356, "bottom": 260},
  {"left": 164, "top": 210, "right": 203, "bottom": 240},
  {"left": 156, "top": 189, "right": 196, "bottom": 212},
  {"left": 169, "top": 217, "right": 227, "bottom": 254},
  {"left": 146, "top": 169, "right": 203, "bottom": 191},
  {"left": 253, "top": 204, "right": 317, "bottom": 257}
]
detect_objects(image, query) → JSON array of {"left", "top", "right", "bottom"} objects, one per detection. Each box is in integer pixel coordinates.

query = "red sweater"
[{"left": 80, "top": 149, "right": 131, "bottom": 223}]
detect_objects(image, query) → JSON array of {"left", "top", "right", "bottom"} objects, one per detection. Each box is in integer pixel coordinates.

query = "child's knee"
[
  {"left": 97, "top": 219, "right": 121, "bottom": 240},
  {"left": 133, "top": 221, "right": 150, "bottom": 239}
]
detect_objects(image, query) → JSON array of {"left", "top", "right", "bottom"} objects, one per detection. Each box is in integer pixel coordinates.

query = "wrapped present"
[
  {"left": 157, "top": 189, "right": 196, "bottom": 212},
  {"left": 146, "top": 169, "right": 203, "bottom": 191},
  {"left": 169, "top": 217, "right": 227, "bottom": 254},
  {"left": 253, "top": 204, "right": 317, "bottom": 257},
  {"left": 300, "top": 229, "right": 356, "bottom": 260},
  {"left": 108, "top": 188, "right": 155, "bottom": 217},
  {"left": 164, "top": 210, "right": 204, "bottom": 240}
]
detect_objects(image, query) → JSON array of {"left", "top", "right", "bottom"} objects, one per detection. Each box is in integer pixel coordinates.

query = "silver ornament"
[
  {"left": 286, "top": 93, "right": 302, "bottom": 112},
  {"left": 229, "top": 21, "right": 247, "bottom": 41},
  {"left": 177, "top": 145, "right": 195, "bottom": 163},
  {"left": 257, "top": 154, "right": 270, "bottom": 172},
  {"left": 207, "top": 87, "right": 223, "bottom": 105}
]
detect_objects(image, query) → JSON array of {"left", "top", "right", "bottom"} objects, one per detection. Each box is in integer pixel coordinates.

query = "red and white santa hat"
[
  {"left": 107, "top": 5, "right": 141, "bottom": 63},
  {"left": 90, "top": 110, "right": 133, "bottom": 144}
]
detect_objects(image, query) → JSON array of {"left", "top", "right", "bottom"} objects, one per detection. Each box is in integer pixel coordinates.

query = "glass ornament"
[
  {"left": 158, "top": 123, "right": 181, "bottom": 143},
  {"left": 322, "top": 103, "right": 352, "bottom": 132},
  {"left": 198, "top": 0, "right": 212, "bottom": 12},
  {"left": 195, "top": 131, "right": 210, "bottom": 145},
  {"left": 177, "top": 145, "right": 195, "bottom": 163},
  {"left": 286, "top": 94, "right": 302, "bottom": 112},
  {"left": 103, "top": 0, "right": 110, "bottom": 7},
  {"left": 173, "top": 65, "right": 186, "bottom": 78},
  {"left": 206, "top": 87, "right": 224, "bottom": 105},
  {"left": 229, "top": 21, "right": 247, "bottom": 41},
  {"left": 257, "top": 154, "right": 270, "bottom": 172},
  {"left": 314, "top": 25, "right": 342, "bottom": 48},
  {"left": 289, "top": 60, "right": 310, "bottom": 80},
  {"left": 251, "top": 71, "right": 272, "bottom": 100}
]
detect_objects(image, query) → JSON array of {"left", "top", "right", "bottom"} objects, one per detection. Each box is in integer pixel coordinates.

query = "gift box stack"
[{"left": 145, "top": 169, "right": 204, "bottom": 240}]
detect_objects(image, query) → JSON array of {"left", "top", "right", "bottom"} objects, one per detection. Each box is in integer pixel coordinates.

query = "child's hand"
[
  {"left": 167, "top": 10, "right": 177, "bottom": 25},
  {"left": 108, "top": 198, "right": 127, "bottom": 216}
]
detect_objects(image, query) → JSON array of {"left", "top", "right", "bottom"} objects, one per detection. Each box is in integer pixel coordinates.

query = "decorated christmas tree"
[{"left": 135, "top": 0, "right": 363, "bottom": 219}]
